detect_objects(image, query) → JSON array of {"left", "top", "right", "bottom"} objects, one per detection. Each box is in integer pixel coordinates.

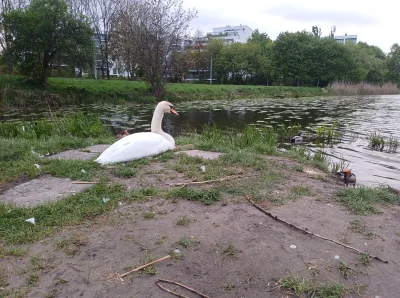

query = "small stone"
[{"left": 290, "top": 245, "right": 296, "bottom": 249}]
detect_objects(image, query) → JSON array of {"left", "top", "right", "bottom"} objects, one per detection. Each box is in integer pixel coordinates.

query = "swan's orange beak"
[{"left": 171, "top": 107, "right": 179, "bottom": 116}]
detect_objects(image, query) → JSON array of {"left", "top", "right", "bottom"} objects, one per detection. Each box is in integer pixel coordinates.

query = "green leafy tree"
[
  {"left": 5, "top": 0, "right": 93, "bottom": 85},
  {"left": 272, "top": 30, "right": 316, "bottom": 86},
  {"left": 248, "top": 29, "right": 273, "bottom": 85},
  {"left": 387, "top": 43, "right": 400, "bottom": 84}
]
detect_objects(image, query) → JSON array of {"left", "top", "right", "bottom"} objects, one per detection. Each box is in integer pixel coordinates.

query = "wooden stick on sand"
[
  {"left": 245, "top": 195, "right": 389, "bottom": 264},
  {"left": 156, "top": 279, "right": 211, "bottom": 298}
]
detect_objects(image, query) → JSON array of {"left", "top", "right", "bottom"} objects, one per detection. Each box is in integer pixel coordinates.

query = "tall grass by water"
[
  {"left": 330, "top": 81, "right": 400, "bottom": 96},
  {"left": 367, "top": 131, "right": 399, "bottom": 153}
]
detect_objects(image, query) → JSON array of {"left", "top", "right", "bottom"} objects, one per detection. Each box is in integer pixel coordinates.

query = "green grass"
[
  {"left": 338, "top": 186, "right": 400, "bottom": 214},
  {"left": 176, "top": 215, "right": 191, "bottom": 226},
  {"left": 0, "top": 182, "right": 129, "bottom": 244},
  {"left": 167, "top": 187, "right": 221, "bottom": 205},
  {"left": 367, "top": 131, "right": 399, "bottom": 153},
  {"left": 0, "top": 75, "right": 328, "bottom": 108},
  {"left": 278, "top": 275, "right": 365, "bottom": 297}
]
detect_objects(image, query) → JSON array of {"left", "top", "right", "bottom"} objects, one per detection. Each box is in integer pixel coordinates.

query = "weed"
[
  {"left": 155, "top": 235, "right": 167, "bottom": 245},
  {"left": 367, "top": 131, "right": 399, "bottom": 153},
  {"left": 0, "top": 265, "right": 8, "bottom": 287},
  {"left": 55, "top": 234, "right": 88, "bottom": 256},
  {"left": 0, "top": 246, "right": 28, "bottom": 258},
  {"left": 143, "top": 212, "right": 155, "bottom": 220},
  {"left": 360, "top": 253, "right": 371, "bottom": 266},
  {"left": 167, "top": 187, "right": 221, "bottom": 205},
  {"left": 27, "top": 274, "right": 39, "bottom": 286},
  {"left": 348, "top": 220, "right": 376, "bottom": 239},
  {"left": 113, "top": 166, "right": 136, "bottom": 178},
  {"left": 178, "top": 237, "right": 191, "bottom": 248},
  {"left": 223, "top": 282, "right": 235, "bottom": 292},
  {"left": 291, "top": 185, "right": 311, "bottom": 196},
  {"left": 222, "top": 244, "right": 238, "bottom": 259},
  {"left": 168, "top": 249, "right": 184, "bottom": 260},
  {"left": 140, "top": 254, "right": 158, "bottom": 275},
  {"left": 338, "top": 261, "right": 358, "bottom": 279},
  {"left": 176, "top": 215, "right": 191, "bottom": 226}
]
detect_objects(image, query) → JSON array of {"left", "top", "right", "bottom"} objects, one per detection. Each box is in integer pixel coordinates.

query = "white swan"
[{"left": 94, "top": 101, "right": 179, "bottom": 165}]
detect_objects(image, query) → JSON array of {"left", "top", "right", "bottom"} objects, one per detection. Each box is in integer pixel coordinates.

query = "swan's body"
[{"left": 95, "top": 101, "right": 178, "bottom": 165}]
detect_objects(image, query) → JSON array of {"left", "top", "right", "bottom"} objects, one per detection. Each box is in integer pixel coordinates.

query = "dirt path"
[{"left": 1, "top": 149, "right": 399, "bottom": 298}]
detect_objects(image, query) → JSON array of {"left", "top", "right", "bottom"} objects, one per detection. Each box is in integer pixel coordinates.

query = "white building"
[
  {"left": 334, "top": 34, "right": 357, "bottom": 45},
  {"left": 207, "top": 25, "right": 254, "bottom": 44}
]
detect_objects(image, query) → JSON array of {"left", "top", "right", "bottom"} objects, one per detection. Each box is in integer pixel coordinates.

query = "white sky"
[{"left": 183, "top": 0, "right": 398, "bottom": 53}]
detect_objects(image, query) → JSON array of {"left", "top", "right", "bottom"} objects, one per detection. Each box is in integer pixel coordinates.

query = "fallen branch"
[
  {"left": 168, "top": 175, "right": 257, "bottom": 186},
  {"left": 244, "top": 195, "right": 388, "bottom": 264},
  {"left": 107, "top": 255, "right": 171, "bottom": 282},
  {"left": 156, "top": 279, "right": 211, "bottom": 298},
  {"left": 71, "top": 181, "right": 98, "bottom": 184}
]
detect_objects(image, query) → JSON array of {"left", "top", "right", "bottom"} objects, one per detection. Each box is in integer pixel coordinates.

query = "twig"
[
  {"left": 71, "top": 181, "right": 98, "bottom": 184},
  {"left": 244, "top": 195, "right": 389, "bottom": 264},
  {"left": 156, "top": 279, "right": 211, "bottom": 298},
  {"left": 168, "top": 175, "right": 257, "bottom": 186},
  {"left": 120, "top": 255, "right": 171, "bottom": 278}
]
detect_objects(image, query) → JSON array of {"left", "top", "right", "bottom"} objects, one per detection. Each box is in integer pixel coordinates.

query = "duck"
[
  {"left": 291, "top": 132, "right": 303, "bottom": 144},
  {"left": 116, "top": 129, "right": 130, "bottom": 139},
  {"left": 94, "top": 101, "right": 179, "bottom": 165},
  {"left": 336, "top": 168, "right": 356, "bottom": 187}
]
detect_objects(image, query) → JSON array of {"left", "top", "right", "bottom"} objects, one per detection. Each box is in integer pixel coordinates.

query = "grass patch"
[
  {"left": 167, "top": 187, "right": 221, "bottom": 205},
  {"left": 291, "top": 185, "right": 311, "bottom": 196},
  {"left": 348, "top": 220, "right": 377, "bottom": 239},
  {"left": 177, "top": 236, "right": 199, "bottom": 249},
  {"left": 338, "top": 186, "right": 400, "bottom": 214},
  {"left": 278, "top": 275, "right": 365, "bottom": 297},
  {"left": 27, "top": 274, "right": 39, "bottom": 286},
  {"left": 113, "top": 166, "right": 136, "bottom": 178},
  {"left": 0, "top": 182, "right": 128, "bottom": 244},
  {"left": 0, "top": 246, "right": 28, "bottom": 258},
  {"left": 54, "top": 234, "right": 88, "bottom": 256}
]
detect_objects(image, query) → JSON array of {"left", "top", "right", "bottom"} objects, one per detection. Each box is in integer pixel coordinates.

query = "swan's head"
[{"left": 158, "top": 101, "right": 179, "bottom": 116}]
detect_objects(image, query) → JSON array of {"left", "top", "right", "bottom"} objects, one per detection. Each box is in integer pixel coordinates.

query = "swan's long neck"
[
  {"left": 151, "top": 104, "right": 164, "bottom": 134},
  {"left": 150, "top": 103, "right": 175, "bottom": 146}
]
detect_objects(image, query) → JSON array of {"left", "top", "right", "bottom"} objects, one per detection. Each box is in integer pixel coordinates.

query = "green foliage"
[
  {"left": 4, "top": 0, "right": 94, "bottom": 84},
  {"left": 167, "top": 187, "right": 221, "bottom": 205}
]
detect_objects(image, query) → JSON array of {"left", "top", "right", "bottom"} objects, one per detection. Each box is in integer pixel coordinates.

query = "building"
[
  {"left": 334, "top": 34, "right": 357, "bottom": 45},
  {"left": 207, "top": 25, "right": 254, "bottom": 44}
]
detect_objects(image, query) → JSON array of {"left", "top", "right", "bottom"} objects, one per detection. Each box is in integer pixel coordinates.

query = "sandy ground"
[{"left": 1, "top": 149, "right": 399, "bottom": 298}]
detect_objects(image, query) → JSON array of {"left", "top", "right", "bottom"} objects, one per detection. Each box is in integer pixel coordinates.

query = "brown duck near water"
[
  {"left": 336, "top": 168, "right": 356, "bottom": 187},
  {"left": 116, "top": 129, "right": 130, "bottom": 139}
]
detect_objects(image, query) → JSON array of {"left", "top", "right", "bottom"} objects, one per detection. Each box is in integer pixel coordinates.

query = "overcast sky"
[{"left": 183, "top": 0, "right": 398, "bottom": 53}]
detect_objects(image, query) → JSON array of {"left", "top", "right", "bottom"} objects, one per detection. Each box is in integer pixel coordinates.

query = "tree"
[
  {"left": 135, "top": 0, "right": 197, "bottom": 98},
  {"left": 5, "top": 0, "right": 94, "bottom": 85},
  {"left": 84, "top": 0, "right": 120, "bottom": 80},
  {"left": 328, "top": 25, "right": 336, "bottom": 38},
  {"left": 247, "top": 29, "right": 273, "bottom": 85},
  {"left": 110, "top": 0, "right": 142, "bottom": 80},
  {"left": 272, "top": 31, "right": 316, "bottom": 86},
  {"left": 387, "top": 43, "right": 400, "bottom": 84},
  {"left": 0, "top": 0, "right": 29, "bottom": 74},
  {"left": 312, "top": 25, "right": 322, "bottom": 38}
]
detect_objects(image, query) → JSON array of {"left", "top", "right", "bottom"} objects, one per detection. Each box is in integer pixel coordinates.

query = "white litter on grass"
[
  {"left": 334, "top": 255, "right": 340, "bottom": 260},
  {"left": 290, "top": 245, "right": 296, "bottom": 249},
  {"left": 118, "top": 202, "right": 122, "bottom": 206},
  {"left": 25, "top": 218, "right": 36, "bottom": 225},
  {"left": 34, "top": 164, "right": 40, "bottom": 169},
  {"left": 174, "top": 249, "right": 181, "bottom": 254},
  {"left": 103, "top": 198, "right": 110, "bottom": 203},
  {"left": 200, "top": 165, "right": 206, "bottom": 172},
  {"left": 81, "top": 169, "right": 86, "bottom": 173}
]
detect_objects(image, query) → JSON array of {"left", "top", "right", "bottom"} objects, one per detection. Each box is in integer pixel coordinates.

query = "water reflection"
[{"left": 1, "top": 95, "right": 399, "bottom": 188}]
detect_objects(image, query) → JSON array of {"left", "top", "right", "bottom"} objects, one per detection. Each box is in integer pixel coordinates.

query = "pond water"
[{"left": 1, "top": 95, "right": 400, "bottom": 189}]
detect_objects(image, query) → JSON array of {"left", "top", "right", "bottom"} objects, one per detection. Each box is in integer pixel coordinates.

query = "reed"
[{"left": 330, "top": 81, "right": 400, "bottom": 96}]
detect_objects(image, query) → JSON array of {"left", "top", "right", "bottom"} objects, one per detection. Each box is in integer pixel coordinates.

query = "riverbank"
[
  {"left": 0, "top": 75, "right": 328, "bottom": 108},
  {"left": 1, "top": 114, "right": 400, "bottom": 297}
]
